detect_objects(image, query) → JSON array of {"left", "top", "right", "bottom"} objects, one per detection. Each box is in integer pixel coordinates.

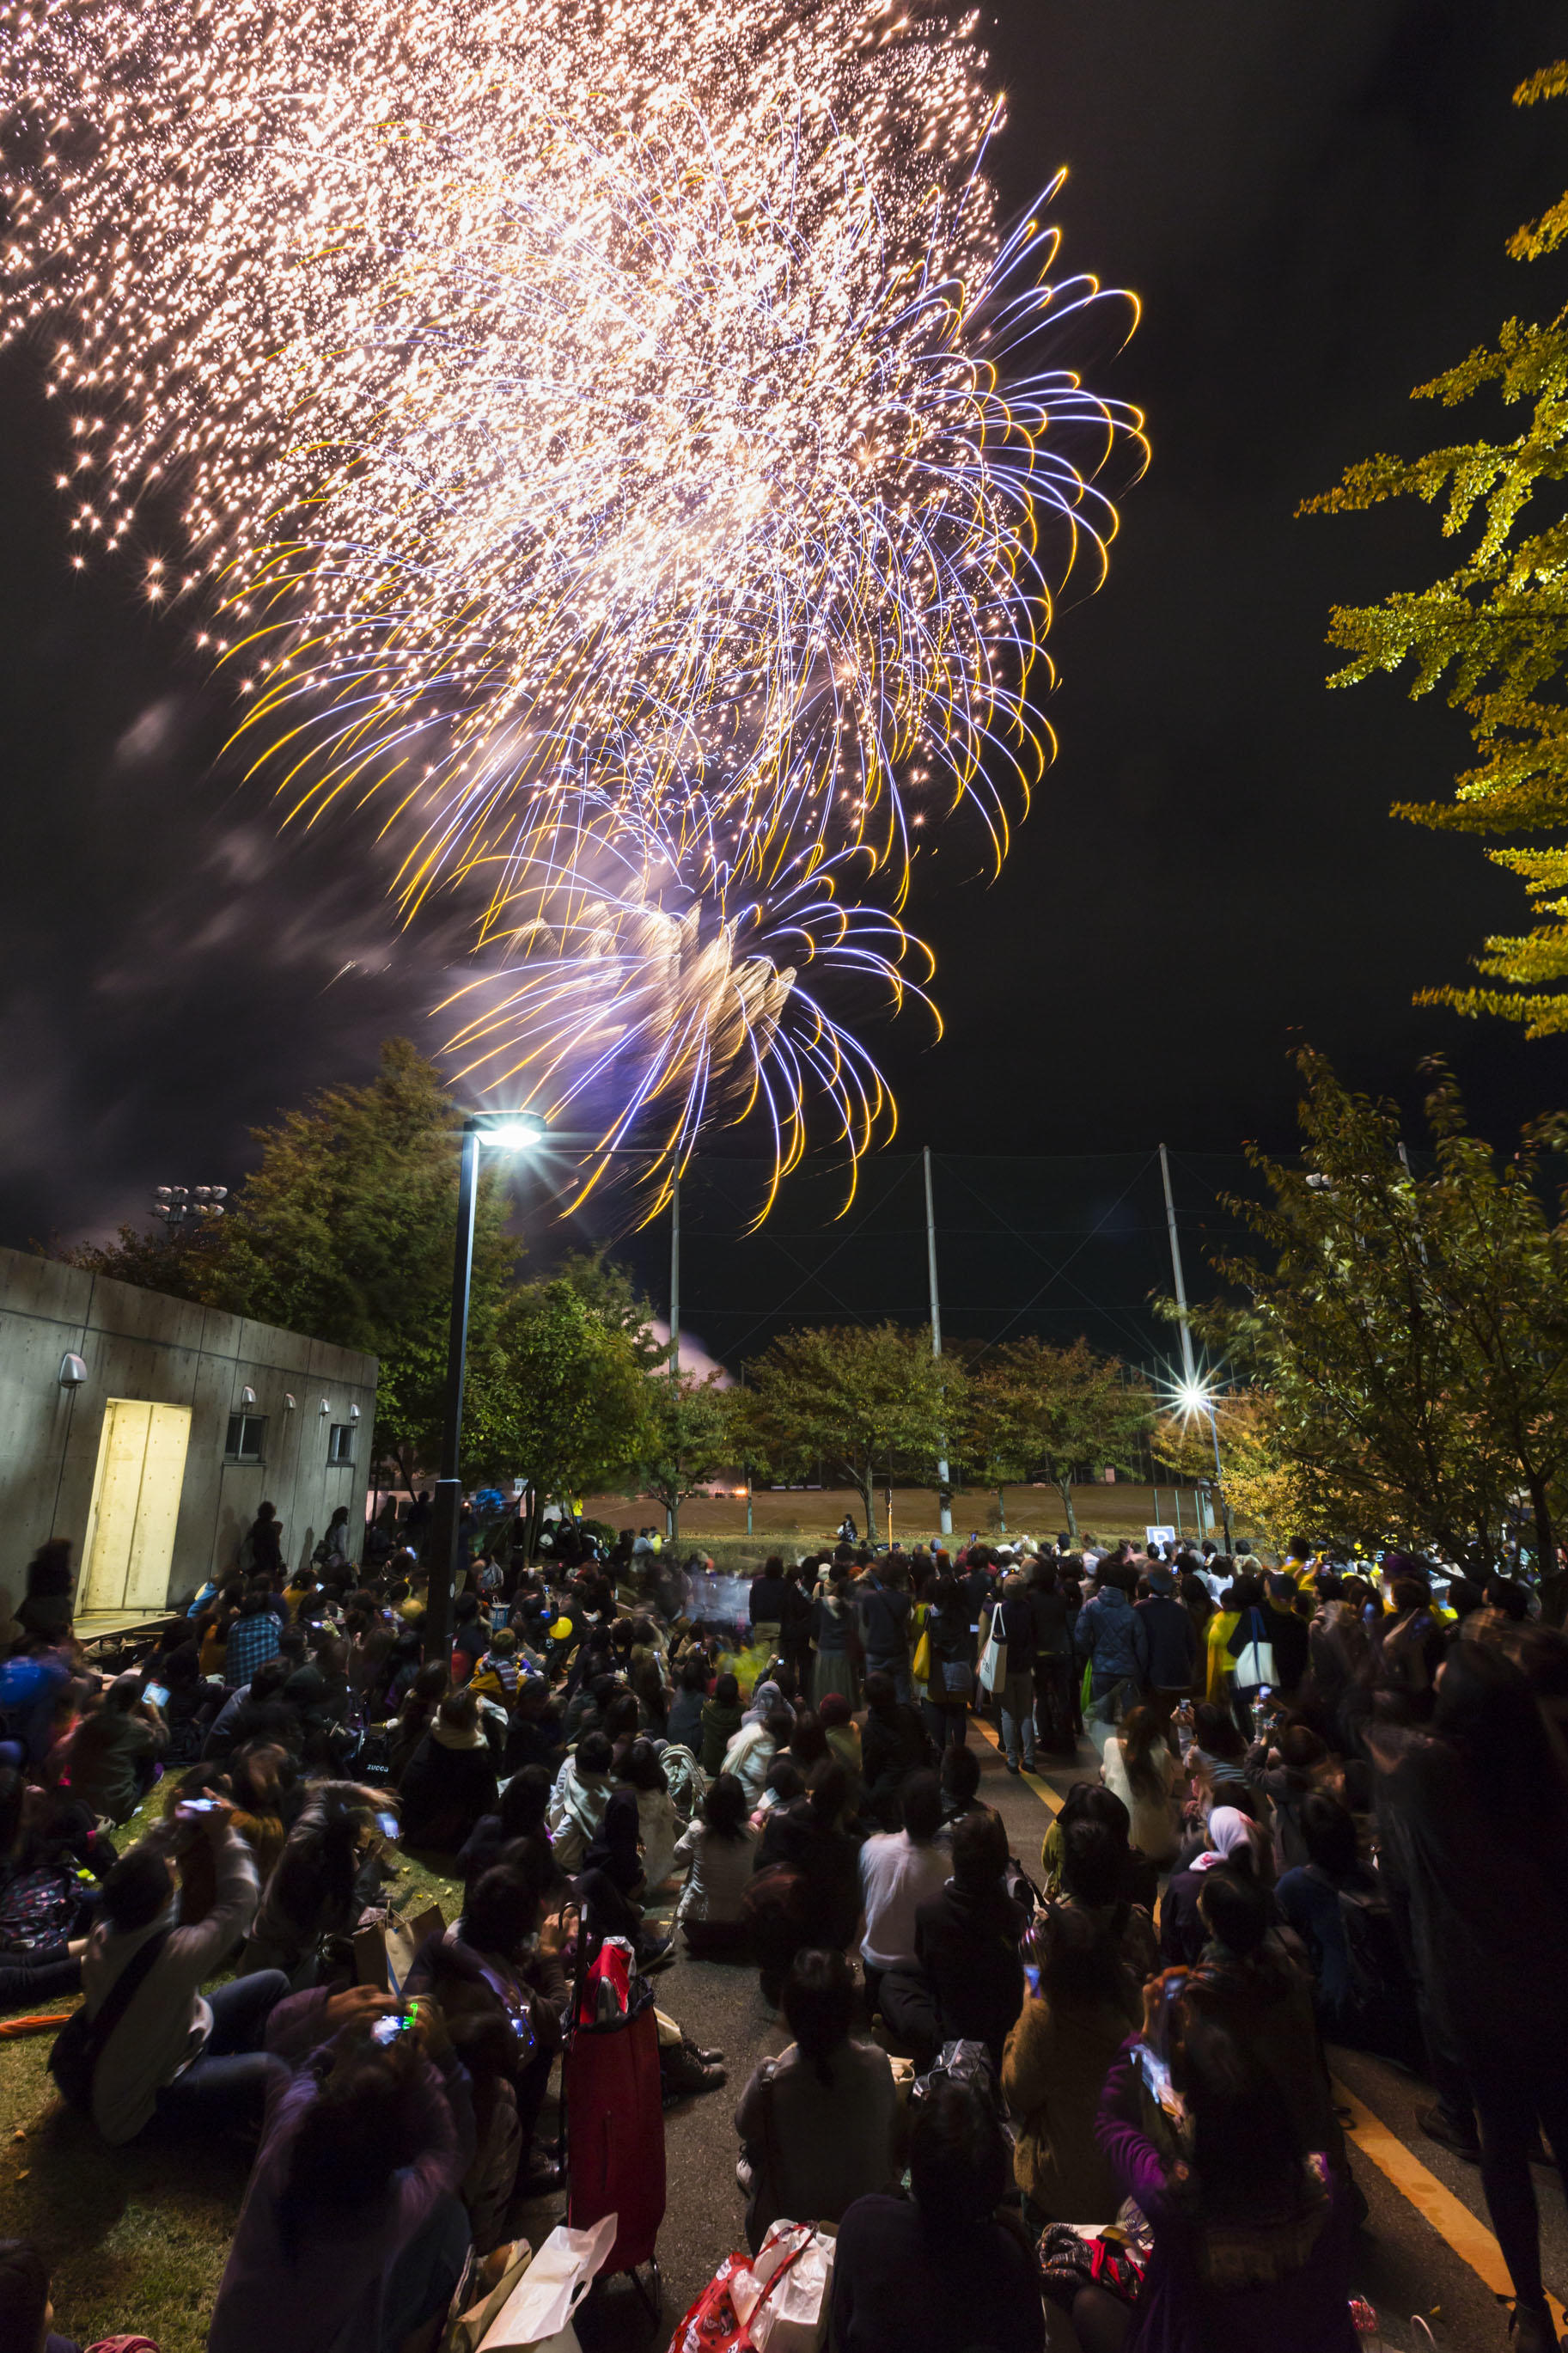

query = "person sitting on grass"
[
  {"left": 73, "top": 1807, "right": 287, "bottom": 2145},
  {"left": 206, "top": 1995, "right": 474, "bottom": 2353}
]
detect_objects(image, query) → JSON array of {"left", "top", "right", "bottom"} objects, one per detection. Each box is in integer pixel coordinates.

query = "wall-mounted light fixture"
[
  {"left": 240, "top": 1385, "right": 257, "bottom": 1408},
  {"left": 349, "top": 1403, "right": 361, "bottom": 1422},
  {"left": 284, "top": 1393, "right": 296, "bottom": 1411},
  {"left": 319, "top": 1398, "right": 330, "bottom": 1416},
  {"left": 58, "top": 1354, "right": 86, "bottom": 1389}
]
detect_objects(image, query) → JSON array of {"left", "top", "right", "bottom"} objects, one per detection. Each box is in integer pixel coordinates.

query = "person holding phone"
[
  {"left": 207, "top": 1994, "right": 474, "bottom": 2353},
  {"left": 75, "top": 1805, "right": 288, "bottom": 2145}
]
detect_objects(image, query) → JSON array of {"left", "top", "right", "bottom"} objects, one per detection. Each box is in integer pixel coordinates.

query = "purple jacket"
[
  {"left": 1095, "top": 2044, "right": 1358, "bottom": 2353},
  {"left": 207, "top": 2046, "right": 474, "bottom": 2353}
]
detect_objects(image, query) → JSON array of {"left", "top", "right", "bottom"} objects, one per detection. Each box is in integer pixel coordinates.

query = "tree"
[
  {"left": 558, "top": 1249, "right": 666, "bottom": 1372},
  {"left": 58, "top": 1040, "right": 519, "bottom": 1492},
  {"left": 735, "top": 1323, "right": 958, "bottom": 1543},
  {"left": 961, "top": 1337, "right": 1150, "bottom": 1543},
  {"left": 1303, "top": 59, "right": 1568, "bottom": 1035},
  {"left": 465, "top": 1279, "right": 652, "bottom": 1544},
  {"left": 1209, "top": 1051, "right": 1568, "bottom": 1576},
  {"left": 634, "top": 1373, "right": 734, "bottom": 1548},
  {"left": 1151, "top": 1389, "right": 1317, "bottom": 1556}
]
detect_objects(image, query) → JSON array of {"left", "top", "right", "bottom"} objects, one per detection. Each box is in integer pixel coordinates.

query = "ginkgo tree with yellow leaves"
[{"left": 1303, "top": 58, "right": 1568, "bottom": 1034}]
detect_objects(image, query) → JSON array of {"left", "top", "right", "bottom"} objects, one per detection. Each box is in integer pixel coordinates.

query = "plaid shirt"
[{"left": 224, "top": 1608, "right": 282, "bottom": 1685}]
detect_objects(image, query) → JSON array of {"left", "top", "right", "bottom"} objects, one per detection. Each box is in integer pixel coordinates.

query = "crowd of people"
[{"left": 0, "top": 1507, "right": 1563, "bottom": 2352}]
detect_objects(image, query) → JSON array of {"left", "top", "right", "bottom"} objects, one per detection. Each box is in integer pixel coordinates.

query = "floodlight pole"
[
  {"left": 1159, "top": 1142, "right": 1198, "bottom": 1390},
  {"left": 426, "top": 1121, "right": 482, "bottom": 1668},
  {"left": 924, "top": 1146, "right": 953, "bottom": 1538}
]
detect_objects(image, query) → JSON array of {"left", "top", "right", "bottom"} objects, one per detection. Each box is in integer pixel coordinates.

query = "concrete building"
[{"left": 0, "top": 1244, "right": 377, "bottom": 1623}]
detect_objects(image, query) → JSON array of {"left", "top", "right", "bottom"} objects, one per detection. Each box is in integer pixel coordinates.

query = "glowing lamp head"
[
  {"left": 1174, "top": 1380, "right": 1214, "bottom": 1418},
  {"left": 472, "top": 1113, "right": 546, "bottom": 1152}
]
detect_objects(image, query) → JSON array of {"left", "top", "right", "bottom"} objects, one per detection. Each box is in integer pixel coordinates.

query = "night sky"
[{"left": 2, "top": 0, "right": 1565, "bottom": 1257}]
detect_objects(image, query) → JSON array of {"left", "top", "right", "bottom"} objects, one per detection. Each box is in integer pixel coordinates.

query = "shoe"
[
  {"left": 693, "top": 2046, "right": 725, "bottom": 2065},
  {"left": 1022, "top": 1757, "right": 1038, "bottom": 1775},
  {"left": 1417, "top": 2103, "right": 1481, "bottom": 2162},
  {"left": 1004, "top": 1761, "right": 1021, "bottom": 1776},
  {"left": 663, "top": 2043, "right": 727, "bottom": 2098},
  {"left": 640, "top": 1936, "right": 676, "bottom": 1973},
  {"left": 521, "top": 2156, "right": 565, "bottom": 2197}
]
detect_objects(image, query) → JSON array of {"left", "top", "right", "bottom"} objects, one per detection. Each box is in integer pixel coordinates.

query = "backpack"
[
  {"left": 49, "top": 1930, "right": 169, "bottom": 2113},
  {"left": 0, "top": 1865, "right": 82, "bottom": 1957}
]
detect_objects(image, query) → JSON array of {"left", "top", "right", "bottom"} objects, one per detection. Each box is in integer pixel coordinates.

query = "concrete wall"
[{"left": 0, "top": 1246, "right": 378, "bottom": 1612}]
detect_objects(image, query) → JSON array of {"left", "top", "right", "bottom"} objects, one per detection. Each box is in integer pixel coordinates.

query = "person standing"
[
  {"left": 1026, "top": 1558, "right": 1078, "bottom": 1757},
  {"left": 857, "top": 1565, "right": 913, "bottom": 1704},
  {"left": 983, "top": 1574, "right": 1038, "bottom": 1776},
  {"left": 1074, "top": 1565, "right": 1149, "bottom": 1729},
  {"left": 1134, "top": 1565, "right": 1199, "bottom": 1736}
]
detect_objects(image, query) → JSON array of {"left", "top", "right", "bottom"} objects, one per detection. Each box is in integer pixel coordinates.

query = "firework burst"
[{"left": 1, "top": 0, "right": 1144, "bottom": 1215}]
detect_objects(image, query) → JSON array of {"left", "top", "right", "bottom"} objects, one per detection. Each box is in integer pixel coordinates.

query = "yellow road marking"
[
  {"left": 1333, "top": 2079, "right": 1566, "bottom": 2334},
  {"left": 972, "top": 1710, "right": 1064, "bottom": 1813},
  {"left": 972, "top": 1697, "right": 1566, "bottom": 2329}
]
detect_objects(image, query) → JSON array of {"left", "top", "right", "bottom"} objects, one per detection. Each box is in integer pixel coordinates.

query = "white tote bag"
[
  {"left": 1233, "top": 1608, "right": 1276, "bottom": 1691},
  {"left": 977, "top": 1615, "right": 1008, "bottom": 1694}
]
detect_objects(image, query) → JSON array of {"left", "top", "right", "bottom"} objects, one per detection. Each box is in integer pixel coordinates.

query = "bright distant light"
[
  {"left": 1174, "top": 1380, "right": 1215, "bottom": 1418},
  {"left": 479, "top": 1116, "right": 545, "bottom": 1152}
]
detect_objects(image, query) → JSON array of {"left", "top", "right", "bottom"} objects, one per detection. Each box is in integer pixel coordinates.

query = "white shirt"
[{"left": 857, "top": 1830, "right": 953, "bottom": 1971}]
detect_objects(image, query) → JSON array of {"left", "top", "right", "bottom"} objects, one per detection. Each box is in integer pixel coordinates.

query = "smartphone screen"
[
  {"left": 371, "top": 2007, "right": 417, "bottom": 2045},
  {"left": 376, "top": 1812, "right": 400, "bottom": 1838},
  {"left": 143, "top": 1683, "right": 170, "bottom": 1708},
  {"left": 178, "top": 1796, "right": 220, "bottom": 1815}
]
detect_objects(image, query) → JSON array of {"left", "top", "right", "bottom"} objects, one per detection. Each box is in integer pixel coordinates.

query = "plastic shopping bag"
[{"left": 478, "top": 2216, "right": 618, "bottom": 2353}]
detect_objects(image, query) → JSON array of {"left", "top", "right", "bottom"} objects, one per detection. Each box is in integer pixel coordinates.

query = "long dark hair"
[
  {"left": 1118, "top": 1705, "right": 1168, "bottom": 1801},
  {"left": 781, "top": 1947, "right": 854, "bottom": 2087}
]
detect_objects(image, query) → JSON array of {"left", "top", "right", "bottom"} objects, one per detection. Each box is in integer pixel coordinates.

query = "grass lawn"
[{"left": 0, "top": 1806, "right": 465, "bottom": 2353}]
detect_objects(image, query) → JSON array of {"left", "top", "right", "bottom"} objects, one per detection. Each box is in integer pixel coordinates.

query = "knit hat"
[
  {"left": 818, "top": 1692, "right": 852, "bottom": 1728},
  {"left": 1146, "top": 1565, "right": 1175, "bottom": 1595}
]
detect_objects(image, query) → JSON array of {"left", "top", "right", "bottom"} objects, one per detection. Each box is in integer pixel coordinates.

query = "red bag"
[
  {"left": 565, "top": 1995, "right": 666, "bottom": 2277},
  {"left": 667, "top": 2237, "right": 817, "bottom": 2353},
  {"left": 577, "top": 1935, "right": 634, "bottom": 2027}
]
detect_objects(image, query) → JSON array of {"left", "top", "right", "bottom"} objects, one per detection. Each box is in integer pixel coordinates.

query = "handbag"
[
  {"left": 49, "top": 1929, "right": 169, "bottom": 2112},
  {"left": 1233, "top": 1609, "right": 1276, "bottom": 1691},
  {"left": 910, "top": 1619, "right": 932, "bottom": 1686},
  {"left": 977, "top": 1618, "right": 1008, "bottom": 1695}
]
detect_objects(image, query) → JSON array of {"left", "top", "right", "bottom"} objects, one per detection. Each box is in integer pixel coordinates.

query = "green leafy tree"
[
  {"left": 1151, "top": 1389, "right": 1316, "bottom": 1555},
  {"left": 1303, "top": 59, "right": 1568, "bottom": 1033},
  {"left": 1208, "top": 1051, "right": 1568, "bottom": 1580},
  {"left": 735, "top": 1323, "right": 958, "bottom": 1543},
  {"left": 59, "top": 1040, "right": 519, "bottom": 1491},
  {"left": 961, "top": 1337, "right": 1150, "bottom": 1543},
  {"left": 556, "top": 1249, "right": 666, "bottom": 1372},
  {"left": 466, "top": 1279, "right": 652, "bottom": 1543},
  {"left": 634, "top": 1372, "right": 735, "bottom": 1548}
]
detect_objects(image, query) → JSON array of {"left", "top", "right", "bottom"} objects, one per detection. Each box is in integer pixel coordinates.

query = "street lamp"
[
  {"left": 1173, "top": 1377, "right": 1232, "bottom": 1551},
  {"left": 424, "top": 1110, "right": 546, "bottom": 1667}
]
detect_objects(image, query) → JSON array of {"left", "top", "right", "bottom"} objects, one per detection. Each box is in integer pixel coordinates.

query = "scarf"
[{"left": 1190, "top": 1806, "right": 1263, "bottom": 1873}]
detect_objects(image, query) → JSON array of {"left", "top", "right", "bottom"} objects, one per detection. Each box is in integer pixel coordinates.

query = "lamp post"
[
  {"left": 424, "top": 1112, "right": 545, "bottom": 1668},
  {"left": 1175, "top": 1378, "right": 1232, "bottom": 1553}
]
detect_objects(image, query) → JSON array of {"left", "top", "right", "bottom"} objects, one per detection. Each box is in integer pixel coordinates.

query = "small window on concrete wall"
[
  {"left": 225, "top": 1413, "right": 266, "bottom": 1463},
  {"left": 328, "top": 1422, "right": 355, "bottom": 1464}
]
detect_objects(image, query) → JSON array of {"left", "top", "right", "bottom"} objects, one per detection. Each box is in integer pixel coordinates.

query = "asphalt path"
[{"left": 517, "top": 1719, "right": 1561, "bottom": 2353}]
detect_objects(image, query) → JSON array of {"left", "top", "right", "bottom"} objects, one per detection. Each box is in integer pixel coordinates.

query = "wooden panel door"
[{"left": 125, "top": 1405, "right": 191, "bottom": 1610}]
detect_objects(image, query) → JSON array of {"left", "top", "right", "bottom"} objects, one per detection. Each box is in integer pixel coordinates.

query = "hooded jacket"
[{"left": 546, "top": 1753, "right": 612, "bottom": 1873}]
